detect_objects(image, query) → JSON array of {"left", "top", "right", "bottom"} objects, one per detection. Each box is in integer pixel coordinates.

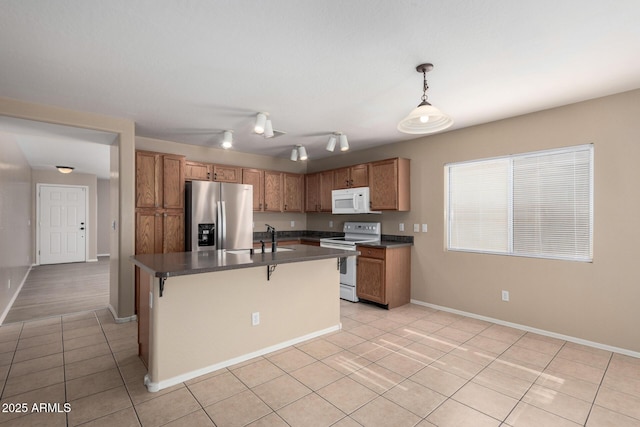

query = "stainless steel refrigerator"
[{"left": 185, "top": 181, "right": 253, "bottom": 251}]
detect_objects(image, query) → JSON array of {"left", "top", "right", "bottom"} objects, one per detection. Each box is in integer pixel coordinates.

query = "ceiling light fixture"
[
  {"left": 397, "top": 63, "right": 453, "bottom": 134},
  {"left": 339, "top": 133, "right": 349, "bottom": 151},
  {"left": 56, "top": 166, "right": 74, "bottom": 174},
  {"left": 221, "top": 130, "right": 233, "bottom": 149},
  {"left": 326, "top": 135, "right": 337, "bottom": 152},
  {"left": 254, "top": 113, "right": 267, "bottom": 134},
  {"left": 291, "top": 145, "right": 308, "bottom": 162},
  {"left": 263, "top": 119, "right": 274, "bottom": 138}
]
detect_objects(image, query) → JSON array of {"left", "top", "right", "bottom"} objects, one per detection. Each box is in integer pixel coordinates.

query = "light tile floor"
[{"left": 0, "top": 301, "right": 639, "bottom": 426}]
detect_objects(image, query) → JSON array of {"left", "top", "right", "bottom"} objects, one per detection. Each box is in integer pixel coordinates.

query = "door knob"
[{"left": 80, "top": 227, "right": 85, "bottom": 230}]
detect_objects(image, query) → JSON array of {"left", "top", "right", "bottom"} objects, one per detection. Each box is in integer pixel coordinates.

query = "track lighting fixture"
[
  {"left": 397, "top": 63, "right": 453, "bottom": 134},
  {"left": 254, "top": 113, "right": 267, "bottom": 134},
  {"left": 221, "top": 130, "right": 233, "bottom": 149},
  {"left": 326, "top": 135, "right": 337, "bottom": 152},
  {"left": 326, "top": 132, "right": 349, "bottom": 152},
  {"left": 290, "top": 145, "right": 308, "bottom": 162},
  {"left": 339, "top": 133, "right": 349, "bottom": 151},
  {"left": 264, "top": 119, "right": 274, "bottom": 138}
]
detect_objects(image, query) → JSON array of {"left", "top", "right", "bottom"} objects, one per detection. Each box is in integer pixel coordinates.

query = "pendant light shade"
[
  {"left": 290, "top": 147, "right": 298, "bottom": 161},
  {"left": 298, "top": 146, "right": 308, "bottom": 161},
  {"left": 397, "top": 63, "right": 453, "bottom": 134}
]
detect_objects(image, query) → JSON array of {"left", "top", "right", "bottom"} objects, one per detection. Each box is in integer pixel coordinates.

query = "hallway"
[{"left": 4, "top": 257, "right": 109, "bottom": 324}]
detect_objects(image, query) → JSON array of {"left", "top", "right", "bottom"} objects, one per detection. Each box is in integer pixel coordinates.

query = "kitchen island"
[{"left": 131, "top": 244, "right": 352, "bottom": 392}]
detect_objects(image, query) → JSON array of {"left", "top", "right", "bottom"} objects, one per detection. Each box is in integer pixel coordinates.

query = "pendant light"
[
  {"left": 263, "top": 119, "right": 274, "bottom": 138},
  {"left": 326, "top": 134, "right": 337, "bottom": 152},
  {"left": 290, "top": 147, "right": 298, "bottom": 161},
  {"left": 397, "top": 63, "right": 453, "bottom": 134},
  {"left": 291, "top": 145, "right": 308, "bottom": 161},
  {"left": 339, "top": 133, "right": 349, "bottom": 151},
  {"left": 254, "top": 113, "right": 267, "bottom": 134},
  {"left": 298, "top": 146, "right": 308, "bottom": 161}
]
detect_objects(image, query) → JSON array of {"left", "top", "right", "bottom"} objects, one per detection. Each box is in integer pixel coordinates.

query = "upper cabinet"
[
  {"left": 283, "top": 173, "right": 304, "bottom": 212},
  {"left": 213, "top": 165, "right": 241, "bottom": 183},
  {"left": 136, "top": 151, "right": 185, "bottom": 210},
  {"left": 185, "top": 161, "right": 212, "bottom": 181},
  {"left": 264, "top": 171, "right": 283, "bottom": 212},
  {"left": 369, "top": 158, "right": 410, "bottom": 211},
  {"left": 242, "top": 168, "right": 265, "bottom": 212},
  {"left": 333, "top": 164, "right": 369, "bottom": 189},
  {"left": 306, "top": 170, "right": 334, "bottom": 212}
]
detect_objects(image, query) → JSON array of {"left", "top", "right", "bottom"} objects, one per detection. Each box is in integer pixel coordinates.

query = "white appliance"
[
  {"left": 331, "top": 187, "right": 381, "bottom": 214},
  {"left": 185, "top": 181, "right": 253, "bottom": 251},
  {"left": 320, "top": 222, "right": 381, "bottom": 302}
]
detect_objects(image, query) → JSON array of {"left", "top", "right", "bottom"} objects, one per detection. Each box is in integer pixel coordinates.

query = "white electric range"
[{"left": 320, "top": 222, "right": 381, "bottom": 302}]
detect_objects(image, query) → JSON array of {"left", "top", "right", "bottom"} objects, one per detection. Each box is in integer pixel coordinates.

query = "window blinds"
[{"left": 446, "top": 144, "right": 593, "bottom": 262}]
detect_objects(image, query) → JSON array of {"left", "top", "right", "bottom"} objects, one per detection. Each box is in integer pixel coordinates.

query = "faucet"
[{"left": 265, "top": 224, "right": 277, "bottom": 252}]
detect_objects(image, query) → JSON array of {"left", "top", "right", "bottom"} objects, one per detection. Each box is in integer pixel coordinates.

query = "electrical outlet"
[
  {"left": 329, "top": 220, "right": 334, "bottom": 228},
  {"left": 290, "top": 220, "right": 295, "bottom": 228},
  {"left": 413, "top": 224, "right": 420, "bottom": 232},
  {"left": 251, "top": 312, "right": 260, "bottom": 326},
  {"left": 422, "top": 224, "right": 428, "bottom": 232},
  {"left": 501, "top": 290, "right": 510, "bottom": 302},
  {"left": 399, "top": 223, "right": 404, "bottom": 232}
]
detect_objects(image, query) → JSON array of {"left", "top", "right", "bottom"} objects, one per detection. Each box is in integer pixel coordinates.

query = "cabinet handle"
[
  {"left": 207, "top": 172, "right": 211, "bottom": 180},
  {"left": 214, "top": 173, "right": 217, "bottom": 180},
  {"left": 284, "top": 204, "right": 287, "bottom": 211},
  {"left": 349, "top": 179, "right": 354, "bottom": 187},
  {"left": 264, "top": 203, "right": 267, "bottom": 209}
]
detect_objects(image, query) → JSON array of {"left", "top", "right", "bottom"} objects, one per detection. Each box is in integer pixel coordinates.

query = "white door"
[{"left": 39, "top": 185, "right": 87, "bottom": 265}]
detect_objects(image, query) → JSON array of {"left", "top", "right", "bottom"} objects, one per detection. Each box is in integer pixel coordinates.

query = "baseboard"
[
  {"left": 108, "top": 304, "right": 137, "bottom": 324},
  {"left": 145, "top": 323, "right": 342, "bottom": 392},
  {"left": 411, "top": 299, "right": 640, "bottom": 359},
  {"left": 87, "top": 258, "right": 98, "bottom": 262},
  {"left": 97, "top": 253, "right": 110, "bottom": 258},
  {"left": 0, "top": 266, "right": 33, "bottom": 325}
]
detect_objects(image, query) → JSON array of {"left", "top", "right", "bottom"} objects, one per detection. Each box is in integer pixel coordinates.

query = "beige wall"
[
  {"left": 0, "top": 132, "right": 33, "bottom": 322},
  {"left": 31, "top": 170, "right": 98, "bottom": 261},
  {"left": 309, "top": 89, "right": 640, "bottom": 353},
  {"left": 97, "top": 179, "right": 111, "bottom": 256}
]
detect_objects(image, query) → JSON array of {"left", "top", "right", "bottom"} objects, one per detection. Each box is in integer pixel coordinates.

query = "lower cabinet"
[{"left": 356, "top": 245, "right": 411, "bottom": 309}]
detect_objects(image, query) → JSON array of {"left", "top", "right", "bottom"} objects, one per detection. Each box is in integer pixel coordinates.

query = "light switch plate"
[
  {"left": 399, "top": 223, "right": 404, "bottom": 232},
  {"left": 422, "top": 224, "right": 428, "bottom": 232},
  {"left": 413, "top": 224, "right": 420, "bottom": 232}
]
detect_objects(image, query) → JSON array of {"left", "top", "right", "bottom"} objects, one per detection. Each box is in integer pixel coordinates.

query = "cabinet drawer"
[{"left": 357, "top": 246, "right": 385, "bottom": 259}]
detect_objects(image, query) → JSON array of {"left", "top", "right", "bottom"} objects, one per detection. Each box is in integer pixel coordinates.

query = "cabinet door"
[
  {"left": 213, "top": 165, "right": 241, "bottom": 183},
  {"left": 305, "top": 173, "right": 320, "bottom": 212},
  {"left": 242, "top": 168, "right": 265, "bottom": 211},
  {"left": 136, "top": 151, "right": 161, "bottom": 209},
  {"left": 350, "top": 164, "right": 369, "bottom": 188},
  {"left": 185, "top": 161, "right": 211, "bottom": 181},
  {"left": 283, "top": 173, "right": 304, "bottom": 212},
  {"left": 356, "top": 256, "right": 386, "bottom": 304},
  {"left": 162, "top": 211, "right": 184, "bottom": 253},
  {"left": 136, "top": 211, "right": 162, "bottom": 254},
  {"left": 162, "top": 155, "right": 185, "bottom": 209},
  {"left": 369, "top": 158, "right": 399, "bottom": 210},
  {"left": 264, "top": 171, "right": 283, "bottom": 212},
  {"left": 333, "top": 168, "right": 350, "bottom": 189},
  {"left": 319, "top": 170, "right": 334, "bottom": 211}
]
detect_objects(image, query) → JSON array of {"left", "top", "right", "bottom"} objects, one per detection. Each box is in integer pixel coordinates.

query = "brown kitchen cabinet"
[
  {"left": 333, "top": 164, "right": 369, "bottom": 189},
  {"left": 135, "top": 211, "right": 184, "bottom": 255},
  {"left": 264, "top": 170, "right": 283, "bottom": 212},
  {"left": 213, "top": 164, "right": 241, "bottom": 183},
  {"left": 185, "top": 160, "right": 212, "bottom": 181},
  {"left": 242, "top": 168, "right": 265, "bottom": 211},
  {"left": 283, "top": 173, "right": 304, "bottom": 212},
  {"left": 369, "top": 158, "right": 410, "bottom": 211},
  {"left": 136, "top": 151, "right": 185, "bottom": 210},
  {"left": 356, "top": 245, "right": 411, "bottom": 309},
  {"left": 305, "top": 170, "right": 334, "bottom": 212}
]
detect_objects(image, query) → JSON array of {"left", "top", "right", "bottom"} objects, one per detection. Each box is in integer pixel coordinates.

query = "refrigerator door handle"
[{"left": 220, "top": 201, "right": 227, "bottom": 250}]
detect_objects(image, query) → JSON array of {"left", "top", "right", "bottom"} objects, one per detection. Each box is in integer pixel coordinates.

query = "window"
[{"left": 446, "top": 144, "right": 593, "bottom": 262}]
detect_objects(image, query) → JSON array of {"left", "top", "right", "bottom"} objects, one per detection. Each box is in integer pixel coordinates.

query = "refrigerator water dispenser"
[{"left": 198, "top": 223, "right": 215, "bottom": 247}]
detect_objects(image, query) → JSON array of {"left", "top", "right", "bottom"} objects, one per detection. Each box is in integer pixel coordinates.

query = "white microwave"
[{"left": 331, "top": 187, "right": 381, "bottom": 214}]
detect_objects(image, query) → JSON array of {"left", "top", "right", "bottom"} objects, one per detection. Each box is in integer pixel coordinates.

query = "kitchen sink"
[{"left": 225, "top": 247, "right": 294, "bottom": 255}]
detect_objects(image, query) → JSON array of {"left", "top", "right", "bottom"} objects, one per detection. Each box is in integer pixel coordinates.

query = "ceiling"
[{"left": 1, "top": 0, "right": 640, "bottom": 175}]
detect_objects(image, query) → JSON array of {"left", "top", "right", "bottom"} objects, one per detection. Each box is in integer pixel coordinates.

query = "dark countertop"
[{"left": 130, "top": 244, "right": 354, "bottom": 278}]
